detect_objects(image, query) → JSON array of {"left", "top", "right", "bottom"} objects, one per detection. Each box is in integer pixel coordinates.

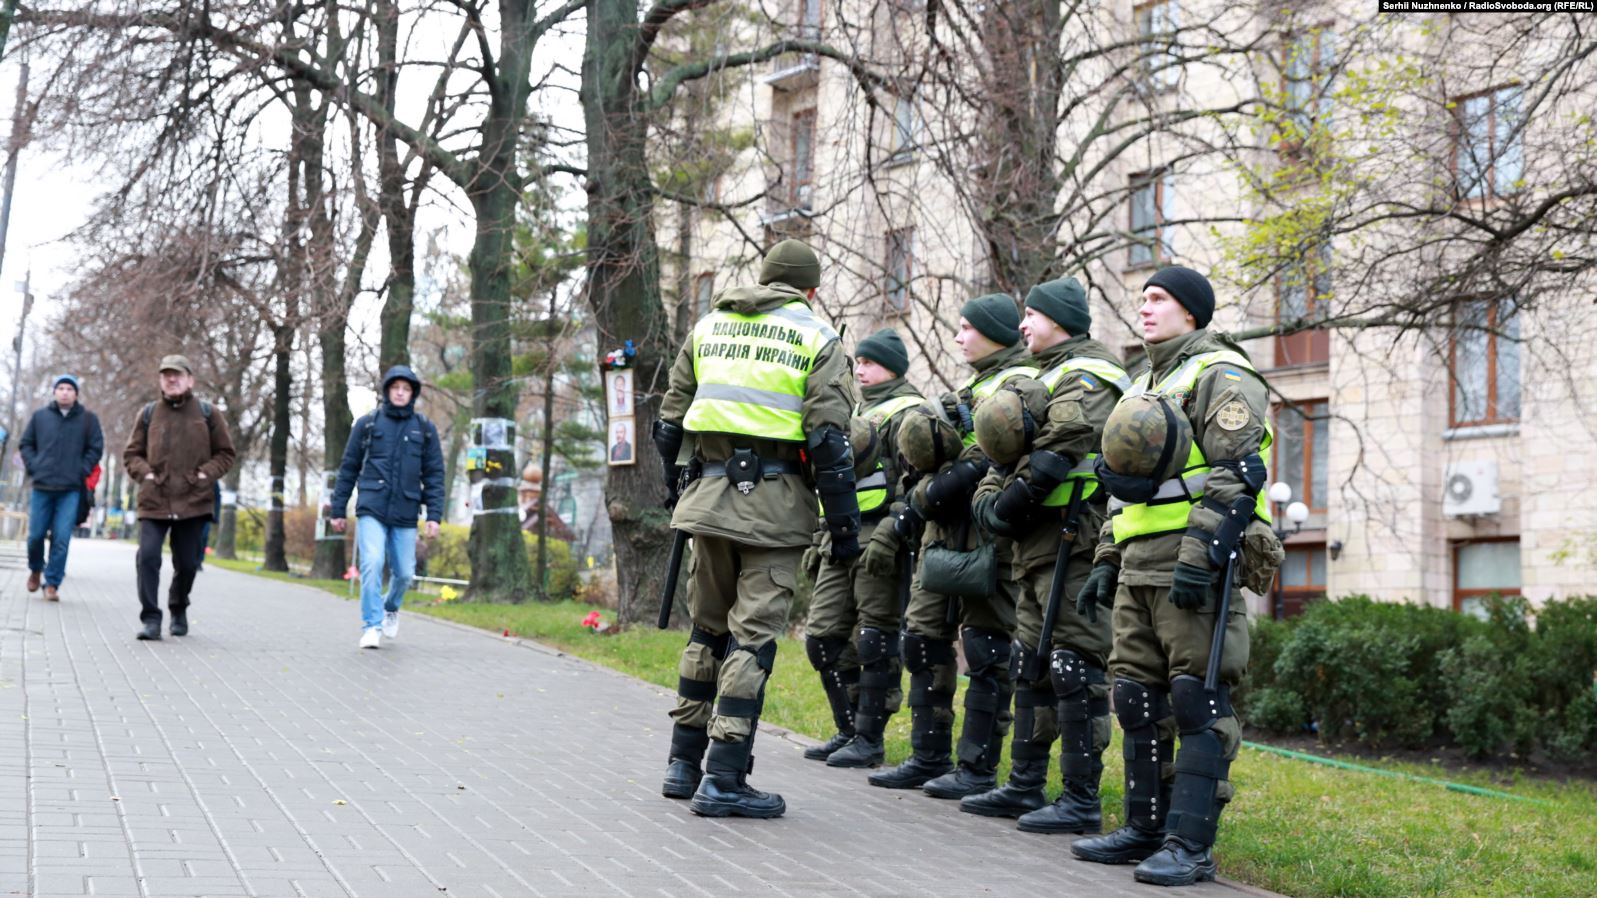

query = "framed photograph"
[
  {"left": 608, "top": 417, "right": 636, "bottom": 466},
  {"left": 608, "top": 370, "right": 634, "bottom": 418}
]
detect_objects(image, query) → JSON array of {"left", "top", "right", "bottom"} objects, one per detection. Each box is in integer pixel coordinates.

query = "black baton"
[{"left": 657, "top": 528, "right": 689, "bottom": 630}]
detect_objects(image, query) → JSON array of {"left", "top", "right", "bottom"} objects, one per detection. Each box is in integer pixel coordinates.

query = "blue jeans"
[
  {"left": 28, "top": 489, "right": 80, "bottom": 587},
  {"left": 356, "top": 515, "right": 416, "bottom": 630}
]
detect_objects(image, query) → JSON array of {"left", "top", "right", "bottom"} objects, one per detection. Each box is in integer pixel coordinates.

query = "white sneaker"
[
  {"left": 382, "top": 611, "right": 400, "bottom": 640},
  {"left": 359, "top": 628, "right": 382, "bottom": 649}
]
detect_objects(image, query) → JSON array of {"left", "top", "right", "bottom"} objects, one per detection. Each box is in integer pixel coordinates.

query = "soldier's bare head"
[{"left": 1138, "top": 285, "right": 1197, "bottom": 344}]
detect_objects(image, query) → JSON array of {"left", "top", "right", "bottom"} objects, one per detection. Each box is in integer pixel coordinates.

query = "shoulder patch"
[
  {"left": 1215, "top": 400, "right": 1251, "bottom": 432},
  {"left": 1221, "top": 369, "right": 1243, "bottom": 382}
]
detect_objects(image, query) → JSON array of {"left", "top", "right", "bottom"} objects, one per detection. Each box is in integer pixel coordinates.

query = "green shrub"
[
  {"left": 426, "top": 522, "right": 579, "bottom": 599},
  {"left": 1527, "top": 596, "right": 1597, "bottom": 761}
]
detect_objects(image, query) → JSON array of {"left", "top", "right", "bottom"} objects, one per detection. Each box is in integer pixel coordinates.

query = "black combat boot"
[
  {"left": 662, "top": 724, "right": 709, "bottom": 799},
  {"left": 690, "top": 732, "right": 785, "bottom": 819},
  {"left": 871, "top": 636, "right": 955, "bottom": 788},
  {"left": 828, "top": 626, "right": 897, "bottom": 768},
  {"left": 1020, "top": 655, "right": 1107, "bottom": 834},
  {"left": 169, "top": 609, "right": 189, "bottom": 637},
  {"left": 803, "top": 636, "right": 857, "bottom": 761},
  {"left": 1133, "top": 675, "right": 1231, "bottom": 886},
  {"left": 1072, "top": 678, "right": 1171, "bottom": 864},
  {"left": 959, "top": 756, "right": 1048, "bottom": 817}
]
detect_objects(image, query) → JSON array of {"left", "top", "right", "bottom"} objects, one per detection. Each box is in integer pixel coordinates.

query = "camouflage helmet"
[
  {"left": 1100, "top": 393, "right": 1193, "bottom": 481},
  {"left": 897, "top": 402, "right": 963, "bottom": 475},
  {"left": 973, "top": 387, "right": 1043, "bottom": 466},
  {"left": 849, "top": 416, "right": 882, "bottom": 478}
]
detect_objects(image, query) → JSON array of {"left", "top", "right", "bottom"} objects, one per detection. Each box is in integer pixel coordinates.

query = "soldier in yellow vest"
[
  {"left": 961, "top": 277, "right": 1130, "bottom": 834},
  {"left": 802, "top": 330, "right": 925, "bottom": 768},
  {"left": 869, "top": 294, "right": 1045, "bottom": 797},
  {"left": 1071, "top": 266, "right": 1283, "bottom": 885},
  {"left": 654, "top": 240, "right": 862, "bottom": 818}
]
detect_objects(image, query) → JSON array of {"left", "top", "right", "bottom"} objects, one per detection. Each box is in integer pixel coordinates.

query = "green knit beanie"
[
  {"left": 758, "top": 239, "right": 822, "bottom": 290},
  {"left": 959, "top": 293, "right": 1022, "bottom": 346},
  {"left": 855, "top": 328, "right": 910, "bottom": 376},
  {"left": 1024, "top": 277, "right": 1091, "bottom": 336}
]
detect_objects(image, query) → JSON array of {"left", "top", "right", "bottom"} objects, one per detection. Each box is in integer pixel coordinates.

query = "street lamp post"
[{"left": 1267, "top": 481, "right": 1310, "bottom": 619}]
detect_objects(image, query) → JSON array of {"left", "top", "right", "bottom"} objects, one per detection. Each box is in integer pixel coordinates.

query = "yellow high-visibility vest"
[
  {"left": 959, "top": 363, "right": 1040, "bottom": 448},
  {"left": 683, "top": 301, "right": 837, "bottom": 442},
  {"left": 1035, "top": 356, "right": 1130, "bottom": 506},
  {"left": 1109, "top": 350, "right": 1274, "bottom": 543}
]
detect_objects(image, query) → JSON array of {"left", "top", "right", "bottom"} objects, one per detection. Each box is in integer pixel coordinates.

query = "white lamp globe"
[
  {"left": 1268, "top": 482, "right": 1293, "bottom": 504},
  {"left": 1286, "top": 501, "right": 1310, "bottom": 524}
]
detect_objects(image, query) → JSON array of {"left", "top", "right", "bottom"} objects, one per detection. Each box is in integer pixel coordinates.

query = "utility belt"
[{"left": 691, "top": 448, "right": 806, "bottom": 496}]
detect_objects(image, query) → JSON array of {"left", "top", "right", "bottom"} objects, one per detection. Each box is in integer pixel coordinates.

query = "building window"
[
  {"left": 1450, "top": 297, "right": 1521, "bottom": 427},
  {"left": 1274, "top": 400, "right": 1328, "bottom": 513},
  {"left": 1454, "top": 86, "right": 1524, "bottom": 200},
  {"left": 1275, "top": 244, "right": 1331, "bottom": 366},
  {"left": 797, "top": 0, "right": 822, "bottom": 37},
  {"left": 891, "top": 92, "right": 919, "bottom": 160},
  {"left": 885, "top": 228, "right": 914, "bottom": 313},
  {"left": 1128, "top": 170, "right": 1172, "bottom": 268},
  {"left": 789, "top": 109, "right": 816, "bottom": 209},
  {"left": 1453, "top": 539, "right": 1520, "bottom": 618},
  {"left": 1277, "top": 543, "right": 1326, "bottom": 618},
  {"left": 1135, "top": 0, "right": 1180, "bottom": 91},
  {"left": 694, "top": 273, "right": 715, "bottom": 320},
  {"left": 1280, "top": 26, "right": 1336, "bottom": 154}
]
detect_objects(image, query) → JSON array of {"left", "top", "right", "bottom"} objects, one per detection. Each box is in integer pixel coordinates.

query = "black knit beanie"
[
  {"left": 959, "top": 293, "right": 1022, "bottom": 346},
  {"left": 1024, "top": 277, "right": 1091, "bottom": 336},
  {"left": 1143, "top": 265, "right": 1215, "bottom": 328},
  {"left": 855, "top": 328, "right": 910, "bottom": 376}
]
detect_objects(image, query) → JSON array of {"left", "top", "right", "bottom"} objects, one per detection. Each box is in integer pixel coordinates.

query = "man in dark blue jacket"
[
  {"left": 19, "top": 375, "right": 104, "bottom": 600},
  {"left": 328, "top": 366, "right": 445, "bottom": 649}
]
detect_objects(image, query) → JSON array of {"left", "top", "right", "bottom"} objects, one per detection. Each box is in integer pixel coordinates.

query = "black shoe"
[
  {"left": 826, "top": 735, "right": 884, "bottom": 768},
  {"left": 960, "top": 782, "right": 1046, "bottom": 818},
  {"left": 661, "top": 759, "right": 700, "bottom": 799},
  {"left": 1017, "top": 792, "right": 1103, "bottom": 834},
  {"left": 922, "top": 765, "right": 997, "bottom": 800},
  {"left": 803, "top": 730, "right": 854, "bottom": 761},
  {"left": 689, "top": 775, "right": 786, "bottom": 818},
  {"left": 136, "top": 621, "right": 163, "bottom": 641},
  {"left": 867, "top": 754, "right": 954, "bottom": 789},
  {"left": 1071, "top": 824, "right": 1166, "bottom": 865},
  {"left": 169, "top": 613, "right": 188, "bottom": 637},
  {"left": 1133, "top": 837, "right": 1218, "bottom": 886}
]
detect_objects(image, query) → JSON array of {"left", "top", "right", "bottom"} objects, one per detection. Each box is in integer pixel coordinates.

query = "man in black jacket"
[
  {"left": 20, "top": 375, "right": 105, "bottom": 601},
  {"left": 327, "top": 366, "right": 446, "bottom": 649}
]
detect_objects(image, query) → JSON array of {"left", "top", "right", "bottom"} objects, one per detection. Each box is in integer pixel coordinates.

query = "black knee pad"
[
  {"left": 805, "top": 634, "right": 849, "bottom": 672},
  {"left": 902, "top": 632, "right": 954, "bottom": 673},
  {"left": 732, "top": 638, "right": 778, "bottom": 674},
  {"left": 856, "top": 626, "right": 899, "bottom": 667},
  {"left": 1113, "top": 677, "right": 1170, "bottom": 734},
  {"left": 1049, "top": 649, "right": 1089, "bottom": 699},
  {"left": 1170, "top": 675, "right": 1233, "bottom": 734},
  {"left": 960, "top": 628, "right": 1012, "bottom": 677},
  {"left": 689, "top": 626, "right": 730, "bottom": 661}
]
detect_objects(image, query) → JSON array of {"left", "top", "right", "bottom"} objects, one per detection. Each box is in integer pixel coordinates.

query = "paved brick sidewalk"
[{"left": 0, "top": 539, "right": 1277, "bottom": 898}]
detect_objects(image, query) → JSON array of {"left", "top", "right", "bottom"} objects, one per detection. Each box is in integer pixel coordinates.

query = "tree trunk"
[
  {"left": 462, "top": 7, "right": 537, "bottom": 602},
  {"left": 216, "top": 465, "right": 241, "bottom": 560},
  {"left": 375, "top": 0, "right": 415, "bottom": 371},
  {"left": 263, "top": 325, "right": 293, "bottom": 572},
  {"left": 311, "top": 321, "right": 354, "bottom": 577},
  {"left": 583, "top": 0, "right": 677, "bottom": 626},
  {"left": 441, "top": 409, "right": 467, "bottom": 519},
  {"left": 535, "top": 356, "right": 556, "bottom": 596}
]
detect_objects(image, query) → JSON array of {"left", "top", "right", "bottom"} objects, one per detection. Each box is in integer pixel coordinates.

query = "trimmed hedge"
[
  {"left": 1243, "top": 595, "right": 1597, "bottom": 762},
  {"left": 426, "top": 522, "right": 579, "bottom": 600}
]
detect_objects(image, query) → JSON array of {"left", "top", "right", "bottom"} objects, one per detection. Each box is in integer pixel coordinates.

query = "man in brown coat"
[{"left": 123, "top": 355, "right": 236, "bottom": 640}]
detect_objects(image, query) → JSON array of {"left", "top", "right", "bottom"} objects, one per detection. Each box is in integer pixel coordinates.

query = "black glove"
[
  {"left": 1076, "top": 562, "right": 1119, "bottom": 623},
  {"left": 991, "top": 477, "right": 1040, "bottom": 527},
  {"left": 829, "top": 532, "right": 863, "bottom": 564},
  {"left": 1167, "top": 561, "right": 1216, "bottom": 611},
  {"left": 1027, "top": 449, "right": 1074, "bottom": 497},
  {"left": 894, "top": 503, "right": 924, "bottom": 543},
  {"left": 923, "top": 459, "right": 985, "bottom": 522}
]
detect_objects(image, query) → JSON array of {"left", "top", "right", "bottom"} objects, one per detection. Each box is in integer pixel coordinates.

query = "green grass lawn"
[{"left": 214, "top": 558, "right": 1597, "bottom": 898}]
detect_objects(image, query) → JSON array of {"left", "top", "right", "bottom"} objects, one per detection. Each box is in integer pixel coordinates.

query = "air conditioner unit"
[{"left": 1443, "top": 461, "right": 1501, "bottom": 517}]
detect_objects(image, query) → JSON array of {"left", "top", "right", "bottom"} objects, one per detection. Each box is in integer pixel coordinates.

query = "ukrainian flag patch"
[
  {"left": 1079, "top": 374, "right": 1098, "bottom": 389},
  {"left": 1222, "top": 369, "right": 1243, "bottom": 381}
]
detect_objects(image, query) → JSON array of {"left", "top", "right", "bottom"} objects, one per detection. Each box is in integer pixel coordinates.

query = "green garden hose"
[{"left": 1242, "top": 741, "right": 1551, "bottom": 806}]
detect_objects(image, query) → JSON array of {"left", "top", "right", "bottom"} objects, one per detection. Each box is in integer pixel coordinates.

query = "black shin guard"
[
  {"left": 854, "top": 627, "right": 900, "bottom": 740},
  {"left": 955, "top": 629, "right": 1013, "bottom": 771},
  {"left": 1114, "top": 677, "right": 1172, "bottom": 832},
  {"left": 1166, "top": 675, "right": 1233, "bottom": 849}
]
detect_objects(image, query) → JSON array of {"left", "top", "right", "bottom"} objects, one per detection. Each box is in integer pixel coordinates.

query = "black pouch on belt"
[{"left": 727, "top": 448, "right": 761, "bottom": 495}]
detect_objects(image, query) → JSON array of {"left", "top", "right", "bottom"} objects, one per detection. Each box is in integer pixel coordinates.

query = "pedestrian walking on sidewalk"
[
  {"left": 20, "top": 374, "right": 105, "bottom": 601},
  {"left": 123, "top": 355, "right": 236, "bottom": 640},
  {"left": 327, "top": 365, "right": 444, "bottom": 650}
]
